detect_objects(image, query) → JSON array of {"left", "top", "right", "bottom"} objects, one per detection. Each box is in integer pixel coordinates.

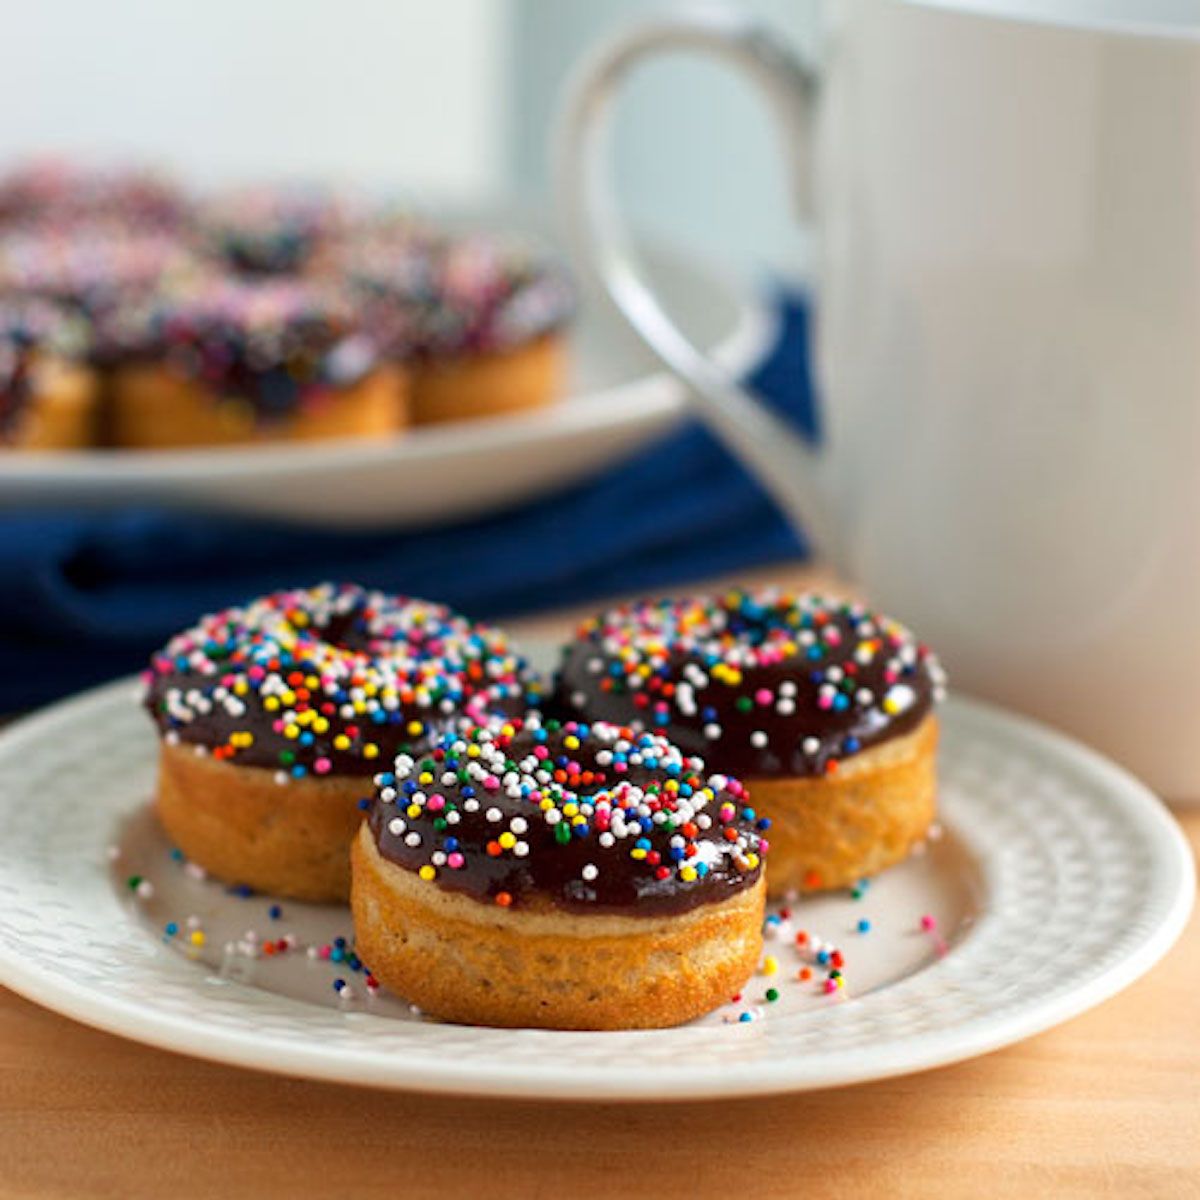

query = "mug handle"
[{"left": 555, "top": 11, "right": 836, "bottom": 556}]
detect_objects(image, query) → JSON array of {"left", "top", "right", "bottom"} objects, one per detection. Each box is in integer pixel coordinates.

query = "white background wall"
[{"left": 0, "top": 0, "right": 512, "bottom": 199}]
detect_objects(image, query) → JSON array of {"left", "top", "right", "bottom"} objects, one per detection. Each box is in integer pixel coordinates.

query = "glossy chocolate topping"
[
  {"left": 554, "top": 591, "right": 945, "bottom": 779},
  {"left": 143, "top": 584, "right": 542, "bottom": 780},
  {"left": 200, "top": 184, "right": 359, "bottom": 275},
  {"left": 117, "top": 276, "right": 380, "bottom": 417},
  {"left": 335, "top": 227, "right": 576, "bottom": 360},
  {"left": 369, "top": 716, "right": 766, "bottom": 916}
]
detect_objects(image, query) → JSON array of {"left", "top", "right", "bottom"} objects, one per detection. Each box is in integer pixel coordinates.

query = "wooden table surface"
[{"left": 2, "top": 566, "right": 1198, "bottom": 1200}]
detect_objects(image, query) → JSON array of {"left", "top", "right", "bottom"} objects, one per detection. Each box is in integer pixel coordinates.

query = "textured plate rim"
[{"left": 0, "top": 682, "right": 1192, "bottom": 1101}]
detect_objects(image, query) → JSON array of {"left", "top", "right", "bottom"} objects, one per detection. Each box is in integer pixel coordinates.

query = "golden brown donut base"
[
  {"left": 110, "top": 362, "right": 408, "bottom": 449},
  {"left": 2, "top": 358, "right": 98, "bottom": 449},
  {"left": 752, "top": 716, "right": 939, "bottom": 896},
  {"left": 408, "top": 333, "right": 565, "bottom": 425},
  {"left": 351, "top": 825, "right": 765, "bottom": 1030},
  {"left": 154, "top": 742, "right": 369, "bottom": 902}
]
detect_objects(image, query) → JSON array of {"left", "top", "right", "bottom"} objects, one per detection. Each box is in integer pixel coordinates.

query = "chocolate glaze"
[
  {"left": 143, "top": 584, "right": 542, "bottom": 779},
  {"left": 553, "top": 592, "right": 945, "bottom": 779},
  {"left": 119, "top": 277, "right": 380, "bottom": 419},
  {"left": 335, "top": 229, "right": 576, "bottom": 361},
  {"left": 369, "top": 717, "right": 766, "bottom": 916}
]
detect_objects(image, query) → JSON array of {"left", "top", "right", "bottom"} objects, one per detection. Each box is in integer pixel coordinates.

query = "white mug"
[{"left": 557, "top": 1, "right": 1200, "bottom": 799}]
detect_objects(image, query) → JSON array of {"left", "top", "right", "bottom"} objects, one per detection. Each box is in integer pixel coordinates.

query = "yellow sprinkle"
[
  {"left": 418, "top": 771, "right": 434, "bottom": 785},
  {"left": 333, "top": 735, "right": 351, "bottom": 751},
  {"left": 406, "top": 721, "right": 425, "bottom": 737},
  {"left": 467, "top": 745, "right": 481, "bottom": 758},
  {"left": 407, "top": 803, "right": 422, "bottom": 819},
  {"left": 498, "top": 832, "right": 516, "bottom": 850},
  {"left": 233, "top": 681, "right": 249, "bottom": 696},
  {"left": 281, "top": 690, "right": 296, "bottom": 706},
  {"left": 564, "top": 735, "right": 580, "bottom": 750},
  {"left": 630, "top": 848, "right": 647, "bottom": 860},
  {"left": 562, "top": 802, "right": 579, "bottom": 818},
  {"left": 746, "top": 853, "right": 760, "bottom": 870},
  {"left": 313, "top": 717, "right": 329, "bottom": 734},
  {"left": 284, "top": 724, "right": 300, "bottom": 740},
  {"left": 418, "top": 865, "right": 436, "bottom": 882},
  {"left": 680, "top": 865, "right": 698, "bottom": 882},
  {"left": 189, "top": 931, "right": 205, "bottom": 947},
  {"left": 363, "top": 744, "right": 379, "bottom": 759},
  {"left": 763, "top": 955, "right": 779, "bottom": 975},
  {"left": 263, "top": 697, "right": 280, "bottom": 712}
]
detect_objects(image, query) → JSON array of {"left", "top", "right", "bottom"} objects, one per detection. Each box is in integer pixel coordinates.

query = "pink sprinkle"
[
  {"left": 447, "top": 852, "right": 465, "bottom": 869},
  {"left": 427, "top": 794, "right": 445, "bottom": 812},
  {"left": 313, "top": 757, "right": 332, "bottom": 775},
  {"left": 483, "top": 775, "right": 500, "bottom": 791},
  {"left": 920, "top": 914, "right": 937, "bottom": 931},
  {"left": 755, "top": 689, "right": 773, "bottom": 706},
  {"left": 318, "top": 945, "right": 331, "bottom": 961},
  {"left": 823, "top": 979, "right": 839, "bottom": 994}
]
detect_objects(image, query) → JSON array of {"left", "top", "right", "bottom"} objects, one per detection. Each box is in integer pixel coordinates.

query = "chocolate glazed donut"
[
  {"left": 351, "top": 717, "right": 767, "bottom": 1029},
  {"left": 143, "top": 583, "right": 540, "bottom": 902},
  {"left": 553, "top": 590, "right": 947, "bottom": 895}
]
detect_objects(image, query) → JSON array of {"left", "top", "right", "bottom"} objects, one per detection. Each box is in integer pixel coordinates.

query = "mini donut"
[
  {"left": 0, "top": 222, "right": 203, "bottom": 367},
  {"left": 554, "top": 590, "right": 947, "bottom": 895},
  {"left": 334, "top": 226, "right": 574, "bottom": 425},
  {"left": 0, "top": 297, "right": 97, "bottom": 449},
  {"left": 143, "top": 583, "right": 542, "bottom": 902},
  {"left": 351, "top": 716, "right": 767, "bottom": 1029},
  {"left": 109, "top": 276, "right": 408, "bottom": 447},
  {"left": 198, "top": 183, "right": 362, "bottom": 275},
  {"left": 0, "top": 159, "right": 186, "bottom": 229}
]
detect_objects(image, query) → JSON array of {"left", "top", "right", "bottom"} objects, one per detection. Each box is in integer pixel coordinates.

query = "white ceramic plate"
[
  {"left": 0, "top": 657, "right": 1191, "bottom": 1099},
  {"left": 0, "top": 214, "right": 773, "bottom": 528}
]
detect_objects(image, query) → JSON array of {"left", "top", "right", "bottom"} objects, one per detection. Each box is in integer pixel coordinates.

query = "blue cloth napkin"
[{"left": 0, "top": 290, "right": 814, "bottom": 710}]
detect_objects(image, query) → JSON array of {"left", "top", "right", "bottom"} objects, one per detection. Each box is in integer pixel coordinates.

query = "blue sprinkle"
[{"left": 858, "top": 919, "right": 871, "bottom": 933}]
